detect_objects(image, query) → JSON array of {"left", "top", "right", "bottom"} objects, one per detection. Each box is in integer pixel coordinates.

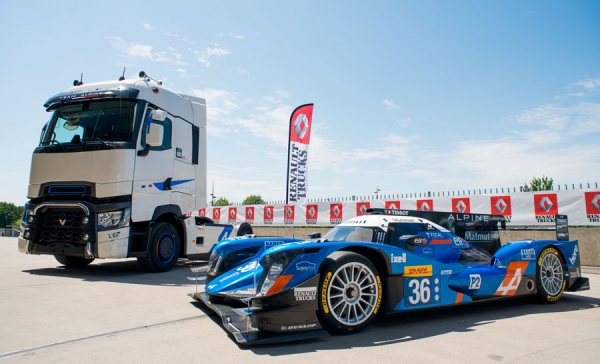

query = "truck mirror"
[
  {"left": 146, "top": 122, "right": 164, "bottom": 147},
  {"left": 150, "top": 109, "right": 167, "bottom": 121}
]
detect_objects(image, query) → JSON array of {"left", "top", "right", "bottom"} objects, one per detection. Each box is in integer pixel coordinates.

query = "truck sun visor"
[{"left": 44, "top": 88, "right": 140, "bottom": 110}]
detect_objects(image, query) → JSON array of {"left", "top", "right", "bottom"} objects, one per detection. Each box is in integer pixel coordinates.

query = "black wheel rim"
[{"left": 157, "top": 232, "right": 175, "bottom": 263}]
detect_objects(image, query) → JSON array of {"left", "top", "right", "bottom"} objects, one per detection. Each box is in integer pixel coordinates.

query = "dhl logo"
[{"left": 404, "top": 265, "right": 433, "bottom": 277}]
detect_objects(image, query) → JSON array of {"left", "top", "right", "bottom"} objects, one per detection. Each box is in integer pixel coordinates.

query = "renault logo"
[
  {"left": 293, "top": 113, "right": 310, "bottom": 139},
  {"left": 59, "top": 213, "right": 67, "bottom": 226}
]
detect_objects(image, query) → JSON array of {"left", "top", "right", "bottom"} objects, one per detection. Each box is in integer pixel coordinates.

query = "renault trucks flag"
[{"left": 286, "top": 103, "right": 314, "bottom": 205}]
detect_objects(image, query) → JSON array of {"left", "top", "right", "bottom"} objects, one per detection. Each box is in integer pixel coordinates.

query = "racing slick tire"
[
  {"left": 536, "top": 246, "right": 566, "bottom": 303},
  {"left": 54, "top": 255, "right": 95, "bottom": 267},
  {"left": 318, "top": 252, "right": 383, "bottom": 334},
  {"left": 137, "top": 222, "right": 180, "bottom": 273}
]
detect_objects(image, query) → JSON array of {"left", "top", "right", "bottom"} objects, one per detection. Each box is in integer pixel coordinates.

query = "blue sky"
[{"left": 1, "top": 1, "right": 599, "bottom": 206}]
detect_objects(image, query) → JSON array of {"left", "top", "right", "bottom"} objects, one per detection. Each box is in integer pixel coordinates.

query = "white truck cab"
[{"left": 18, "top": 72, "right": 251, "bottom": 272}]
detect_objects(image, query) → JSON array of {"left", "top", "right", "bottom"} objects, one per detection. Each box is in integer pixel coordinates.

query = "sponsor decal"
[
  {"left": 236, "top": 260, "right": 258, "bottom": 273},
  {"left": 404, "top": 265, "right": 433, "bottom": 277},
  {"left": 385, "top": 201, "right": 401, "bottom": 210},
  {"left": 569, "top": 246, "right": 578, "bottom": 265},
  {"left": 453, "top": 237, "right": 467, "bottom": 246},
  {"left": 422, "top": 247, "right": 434, "bottom": 256},
  {"left": 284, "top": 205, "right": 295, "bottom": 224},
  {"left": 228, "top": 207, "right": 237, "bottom": 223},
  {"left": 245, "top": 206, "right": 254, "bottom": 223},
  {"left": 417, "top": 199, "right": 433, "bottom": 211},
  {"left": 533, "top": 193, "right": 559, "bottom": 220},
  {"left": 495, "top": 258, "right": 506, "bottom": 269},
  {"left": 584, "top": 192, "right": 600, "bottom": 222},
  {"left": 490, "top": 196, "right": 512, "bottom": 219},
  {"left": 441, "top": 269, "right": 453, "bottom": 275},
  {"left": 198, "top": 208, "right": 206, "bottom": 217},
  {"left": 391, "top": 253, "right": 406, "bottom": 263},
  {"left": 569, "top": 267, "right": 580, "bottom": 278},
  {"left": 386, "top": 209, "right": 409, "bottom": 216},
  {"left": 218, "top": 271, "right": 240, "bottom": 282},
  {"left": 321, "top": 272, "right": 332, "bottom": 314},
  {"left": 425, "top": 232, "right": 444, "bottom": 239},
  {"left": 469, "top": 274, "right": 482, "bottom": 290},
  {"left": 374, "top": 276, "right": 382, "bottom": 314},
  {"left": 296, "top": 261, "right": 316, "bottom": 271},
  {"left": 306, "top": 204, "right": 318, "bottom": 224},
  {"left": 264, "top": 206, "right": 274, "bottom": 224},
  {"left": 329, "top": 203, "right": 343, "bottom": 224},
  {"left": 212, "top": 208, "right": 221, "bottom": 222},
  {"left": 521, "top": 248, "right": 536, "bottom": 261},
  {"left": 229, "top": 289, "right": 256, "bottom": 296},
  {"left": 495, "top": 261, "right": 529, "bottom": 296},
  {"left": 294, "top": 287, "right": 317, "bottom": 301},
  {"left": 464, "top": 231, "right": 490, "bottom": 242},
  {"left": 356, "top": 202, "right": 371, "bottom": 216},
  {"left": 281, "top": 323, "right": 317, "bottom": 331},
  {"left": 452, "top": 198, "right": 471, "bottom": 214},
  {"left": 412, "top": 237, "right": 427, "bottom": 245},
  {"left": 264, "top": 240, "right": 285, "bottom": 249}
]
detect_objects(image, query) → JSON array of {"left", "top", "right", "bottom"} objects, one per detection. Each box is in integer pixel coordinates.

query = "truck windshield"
[{"left": 40, "top": 100, "right": 137, "bottom": 146}]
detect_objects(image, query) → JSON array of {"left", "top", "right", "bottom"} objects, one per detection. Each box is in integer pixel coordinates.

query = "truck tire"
[
  {"left": 137, "top": 222, "right": 180, "bottom": 273},
  {"left": 55, "top": 255, "right": 95, "bottom": 268},
  {"left": 236, "top": 223, "right": 253, "bottom": 236}
]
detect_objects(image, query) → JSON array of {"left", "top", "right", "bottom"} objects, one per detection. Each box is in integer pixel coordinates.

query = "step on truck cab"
[{"left": 18, "top": 71, "right": 252, "bottom": 272}]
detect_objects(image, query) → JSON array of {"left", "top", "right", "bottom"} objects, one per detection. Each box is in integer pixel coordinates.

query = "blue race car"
[{"left": 191, "top": 209, "right": 590, "bottom": 345}]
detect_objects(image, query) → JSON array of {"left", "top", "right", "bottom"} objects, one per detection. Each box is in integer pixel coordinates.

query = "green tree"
[
  {"left": 243, "top": 194, "right": 265, "bottom": 205},
  {"left": 0, "top": 202, "right": 24, "bottom": 227},
  {"left": 525, "top": 175, "right": 554, "bottom": 191},
  {"left": 213, "top": 197, "right": 230, "bottom": 206}
]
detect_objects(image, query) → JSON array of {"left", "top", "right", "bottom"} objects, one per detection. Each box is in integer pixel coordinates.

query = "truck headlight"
[
  {"left": 23, "top": 209, "right": 34, "bottom": 225},
  {"left": 98, "top": 208, "right": 131, "bottom": 230}
]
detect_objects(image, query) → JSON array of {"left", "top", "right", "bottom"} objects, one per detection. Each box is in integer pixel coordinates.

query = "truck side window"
[{"left": 141, "top": 109, "right": 172, "bottom": 151}]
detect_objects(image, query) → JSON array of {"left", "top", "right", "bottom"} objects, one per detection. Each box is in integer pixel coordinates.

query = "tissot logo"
[
  {"left": 212, "top": 208, "right": 220, "bottom": 221},
  {"left": 306, "top": 204, "right": 318, "bottom": 224},
  {"left": 490, "top": 196, "right": 512, "bottom": 216},
  {"left": 356, "top": 202, "right": 370, "bottom": 216},
  {"left": 198, "top": 208, "right": 206, "bottom": 217},
  {"left": 385, "top": 201, "right": 400, "bottom": 210},
  {"left": 452, "top": 198, "right": 470, "bottom": 213},
  {"left": 534, "top": 193, "right": 558, "bottom": 216},
  {"left": 330, "top": 203, "right": 342, "bottom": 223},
  {"left": 245, "top": 206, "right": 254, "bottom": 222},
  {"left": 417, "top": 199, "right": 433, "bottom": 211}
]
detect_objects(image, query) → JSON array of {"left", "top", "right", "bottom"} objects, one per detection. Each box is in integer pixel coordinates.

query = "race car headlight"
[
  {"left": 255, "top": 249, "right": 303, "bottom": 296},
  {"left": 207, "top": 250, "right": 223, "bottom": 275},
  {"left": 98, "top": 208, "right": 131, "bottom": 230}
]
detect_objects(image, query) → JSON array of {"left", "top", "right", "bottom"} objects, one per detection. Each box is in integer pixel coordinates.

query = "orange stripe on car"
[
  {"left": 266, "top": 274, "right": 293, "bottom": 295},
  {"left": 430, "top": 239, "right": 452, "bottom": 245},
  {"left": 455, "top": 292, "right": 463, "bottom": 303}
]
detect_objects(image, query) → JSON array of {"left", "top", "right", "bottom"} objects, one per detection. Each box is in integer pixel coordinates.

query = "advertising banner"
[{"left": 286, "top": 104, "right": 314, "bottom": 205}]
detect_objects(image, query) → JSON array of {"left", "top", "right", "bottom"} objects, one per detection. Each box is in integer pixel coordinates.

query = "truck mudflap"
[{"left": 191, "top": 290, "right": 330, "bottom": 345}]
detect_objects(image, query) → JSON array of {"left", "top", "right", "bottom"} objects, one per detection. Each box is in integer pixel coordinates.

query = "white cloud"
[
  {"left": 383, "top": 99, "right": 400, "bottom": 111},
  {"left": 572, "top": 78, "right": 600, "bottom": 90},
  {"left": 236, "top": 67, "right": 249, "bottom": 75},
  {"left": 107, "top": 36, "right": 188, "bottom": 66},
  {"left": 197, "top": 47, "right": 231, "bottom": 67},
  {"left": 143, "top": 23, "right": 154, "bottom": 30},
  {"left": 215, "top": 32, "right": 247, "bottom": 39}
]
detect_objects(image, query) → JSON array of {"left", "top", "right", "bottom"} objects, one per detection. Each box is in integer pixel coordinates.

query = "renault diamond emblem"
[{"left": 59, "top": 213, "right": 67, "bottom": 226}]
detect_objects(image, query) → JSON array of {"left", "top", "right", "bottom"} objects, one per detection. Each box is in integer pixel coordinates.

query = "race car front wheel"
[
  {"left": 536, "top": 247, "right": 566, "bottom": 303},
  {"left": 318, "top": 252, "right": 382, "bottom": 334}
]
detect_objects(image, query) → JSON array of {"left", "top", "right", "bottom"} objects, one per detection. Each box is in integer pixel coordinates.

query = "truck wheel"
[
  {"left": 237, "top": 223, "right": 253, "bottom": 236},
  {"left": 55, "top": 255, "right": 95, "bottom": 267},
  {"left": 536, "top": 247, "right": 566, "bottom": 303},
  {"left": 318, "top": 252, "right": 382, "bottom": 334},
  {"left": 137, "top": 222, "right": 180, "bottom": 273}
]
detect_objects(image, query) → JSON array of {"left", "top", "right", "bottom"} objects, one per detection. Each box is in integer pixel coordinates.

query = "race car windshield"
[
  {"left": 321, "top": 226, "right": 379, "bottom": 242},
  {"left": 40, "top": 99, "right": 137, "bottom": 147}
]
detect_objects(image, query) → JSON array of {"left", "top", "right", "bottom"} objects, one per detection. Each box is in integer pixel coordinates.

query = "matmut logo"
[
  {"left": 452, "top": 198, "right": 470, "bottom": 213},
  {"left": 212, "top": 208, "right": 221, "bottom": 221},
  {"left": 385, "top": 201, "right": 400, "bottom": 210},
  {"left": 330, "top": 203, "right": 343, "bottom": 223},
  {"left": 245, "top": 206, "right": 254, "bottom": 222},
  {"left": 534, "top": 193, "right": 558, "bottom": 216},
  {"left": 584, "top": 192, "right": 600, "bottom": 214},
  {"left": 417, "top": 199, "right": 433, "bottom": 211},
  {"left": 356, "top": 202, "right": 370, "bottom": 216},
  {"left": 264, "top": 206, "right": 274, "bottom": 224},
  {"left": 306, "top": 204, "right": 318, "bottom": 224},
  {"left": 404, "top": 265, "right": 433, "bottom": 277},
  {"left": 228, "top": 207, "right": 237, "bottom": 222},
  {"left": 198, "top": 208, "right": 206, "bottom": 217},
  {"left": 490, "top": 196, "right": 512, "bottom": 216}
]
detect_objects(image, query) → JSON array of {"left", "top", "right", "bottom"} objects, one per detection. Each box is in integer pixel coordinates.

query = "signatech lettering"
[
  {"left": 284, "top": 205, "right": 295, "bottom": 224},
  {"left": 227, "top": 207, "right": 237, "bottom": 223},
  {"left": 452, "top": 198, "right": 470, "bottom": 213},
  {"left": 306, "top": 204, "right": 318, "bottom": 224},
  {"left": 417, "top": 199, "right": 433, "bottom": 211},
  {"left": 356, "top": 202, "right": 370, "bottom": 216},
  {"left": 329, "top": 203, "right": 342, "bottom": 224},
  {"left": 534, "top": 193, "right": 558, "bottom": 222},
  {"left": 286, "top": 104, "right": 314, "bottom": 205},
  {"left": 585, "top": 192, "right": 600, "bottom": 222},
  {"left": 245, "top": 206, "right": 254, "bottom": 223},
  {"left": 263, "top": 206, "right": 274, "bottom": 224}
]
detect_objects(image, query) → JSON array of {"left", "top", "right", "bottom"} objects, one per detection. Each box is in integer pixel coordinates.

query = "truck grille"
[
  {"left": 43, "top": 213, "right": 85, "bottom": 228},
  {"left": 40, "top": 230, "right": 83, "bottom": 244},
  {"left": 32, "top": 207, "right": 94, "bottom": 246}
]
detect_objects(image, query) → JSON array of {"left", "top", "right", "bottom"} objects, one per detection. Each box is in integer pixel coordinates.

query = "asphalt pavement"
[{"left": 1, "top": 237, "right": 599, "bottom": 364}]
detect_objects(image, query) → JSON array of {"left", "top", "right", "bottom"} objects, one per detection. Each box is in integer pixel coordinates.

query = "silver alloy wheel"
[
  {"left": 327, "top": 262, "right": 379, "bottom": 326},
  {"left": 540, "top": 252, "right": 564, "bottom": 296}
]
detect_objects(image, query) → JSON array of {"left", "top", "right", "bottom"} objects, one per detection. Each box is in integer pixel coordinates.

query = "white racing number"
[{"left": 407, "top": 278, "right": 431, "bottom": 305}]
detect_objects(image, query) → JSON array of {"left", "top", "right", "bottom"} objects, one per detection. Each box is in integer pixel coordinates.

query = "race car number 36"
[{"left": 404, "top": 277, "right": 441, "bottom": 307}]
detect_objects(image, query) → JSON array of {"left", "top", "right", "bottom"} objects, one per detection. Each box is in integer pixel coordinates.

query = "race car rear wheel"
[
  {"left": 319, "top": 252, "right": 382, "bottom": 334},
  {"left": 536, "top": 247, "right": 566, "bottom": 303}
]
